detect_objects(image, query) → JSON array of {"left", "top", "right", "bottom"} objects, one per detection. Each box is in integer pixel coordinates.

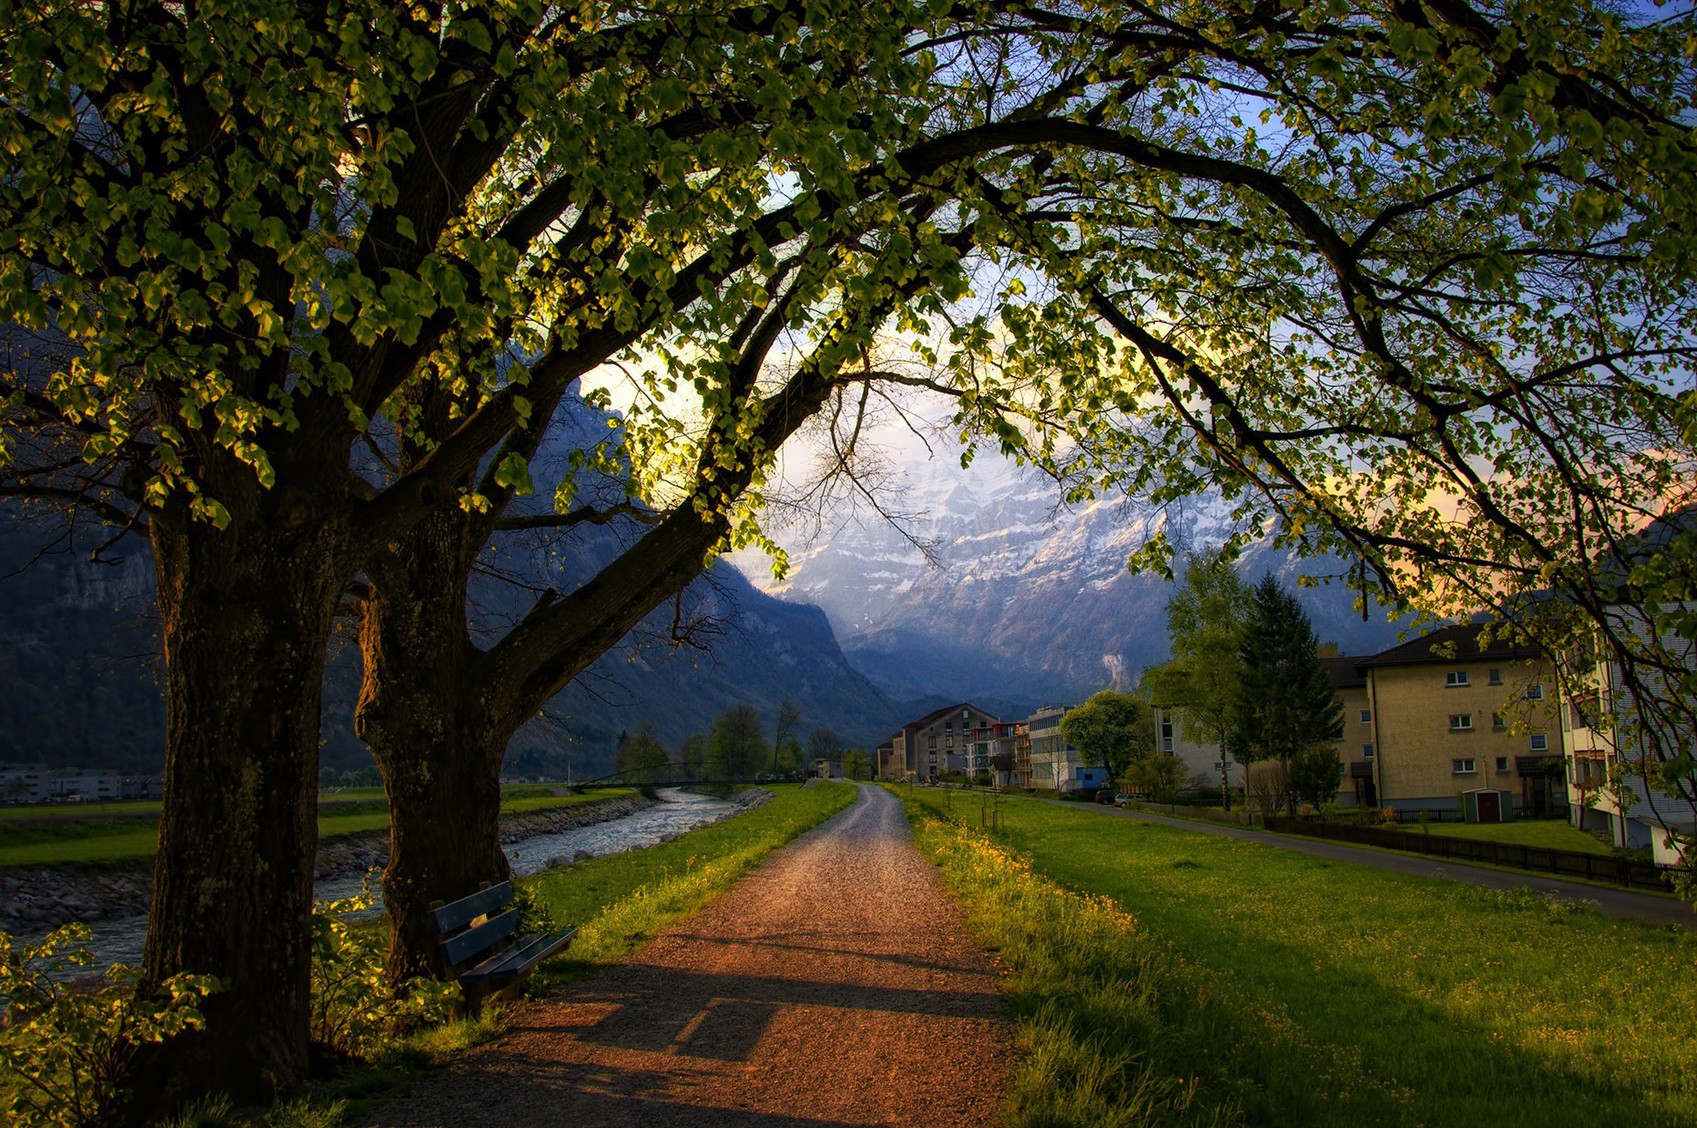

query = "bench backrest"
[{"left": 432, "top": 881, "right": 520, "bottom": 969}]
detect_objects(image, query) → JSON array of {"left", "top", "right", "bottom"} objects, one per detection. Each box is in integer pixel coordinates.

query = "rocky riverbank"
[{"left": 1, "top": 793, "right": 658, "bottom": 938}]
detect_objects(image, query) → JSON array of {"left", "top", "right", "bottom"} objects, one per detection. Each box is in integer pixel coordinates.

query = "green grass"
[
  {"left": 524, "top": 782, "right": 857, "bottom": 984},
  {"left": 1420, "top": 817, "right": 1615, "bottom": 854},
  {"left": 900, "top": 787, "right": 1697, "bottom": 1128},
  {"left": 0, "top": 788, "right": 641, "bottom": 868}
]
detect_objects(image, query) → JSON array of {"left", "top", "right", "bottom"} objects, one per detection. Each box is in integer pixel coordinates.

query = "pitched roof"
[
  {"left": 1357, "top": 622, "right": 1543, "bottom": 669},
  {"left": 897, "top": 702, "right": 998, "bottom": 735},
  {"left": 1322, "top": 656, "right": 1367, "bottom": 689}
]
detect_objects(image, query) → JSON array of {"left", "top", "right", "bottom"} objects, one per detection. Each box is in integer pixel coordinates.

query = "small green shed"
[{"left": 1461, "top": 787, "right": 1515, "bottom": 824}]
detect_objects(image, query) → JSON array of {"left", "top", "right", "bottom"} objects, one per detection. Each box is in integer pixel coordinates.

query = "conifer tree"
[{"left": 1231, "top": 576, "right": 1344, "bottom": 813}]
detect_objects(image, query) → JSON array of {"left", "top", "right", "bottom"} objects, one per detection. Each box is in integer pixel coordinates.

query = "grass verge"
[
  {"left": 0, "top": 789, "right": 640, "bottom": 868},
  {"left": 901, "top": 787, "right": 1697, "bottom": 1128},
  {"left": 1418, "top": 817, "right": 1615, "bottom": 854}
]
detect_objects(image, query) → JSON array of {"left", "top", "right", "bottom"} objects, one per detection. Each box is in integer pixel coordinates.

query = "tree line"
[
  {"left": 612, "top": 702, "right": 871, "bottom": 782},
  {"left": 3, "top": 1, "right": 1693, "bottom": 1117}
]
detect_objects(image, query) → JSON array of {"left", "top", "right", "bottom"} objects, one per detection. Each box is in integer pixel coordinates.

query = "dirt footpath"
[{"left": 367, "top": 784, "right": 1013, "bottom": 1127}]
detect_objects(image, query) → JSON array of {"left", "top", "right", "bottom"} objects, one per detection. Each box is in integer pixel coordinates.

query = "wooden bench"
[{"left": 430, "top": 880, "right": 577, "bottom": 1012}]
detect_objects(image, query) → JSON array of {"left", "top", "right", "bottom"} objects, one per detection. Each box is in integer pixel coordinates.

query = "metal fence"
[
  {"left": 1119, "top": 800, "right": 1254, "bottom": 828},
  {"left": 1262, "top": 817, "right": 1673, "bottom": 891}
]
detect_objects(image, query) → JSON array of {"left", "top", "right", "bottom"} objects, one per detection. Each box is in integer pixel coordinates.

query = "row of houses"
[
  {"left": 0, "top": 764, "right": 164, "bottom": 804},
  {"left": 873, "top": 617, "right": 1694, "bottom": 865},
  {"left": 874, "top": 703, "right": 1111, "bottom": 793}
]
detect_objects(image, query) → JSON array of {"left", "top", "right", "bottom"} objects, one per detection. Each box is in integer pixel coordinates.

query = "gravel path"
[{"left": 366, "top": 784, "right": 1013, "bottom": 1127}]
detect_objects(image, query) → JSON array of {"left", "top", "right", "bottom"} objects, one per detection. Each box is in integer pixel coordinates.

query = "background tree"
[
  {"left": 807, "top": 726, "right": 841, "bottom": 766},
  {"left": 1126, "top": 753, "right": 1186, "bottom": 803},
  {"left": 1059, "top": 690, "right": 1156, "bottom": 785},
  {"left": 772, "top": 697, "right": 803, "bottom": 775},
  {"left": 709, "top": 704, "right": 766, "bottom": 780},
  {"left": 678, "top": 733, "right": 711, "bottom": 781},
  {"left": 614, "top": 724, "right": 670, "bottom": 781},
  {"left": 1142, "top": 552, "right": 1252, "bottom": 810},
  {"left": 1288, "top": 745, "right": 1345, "bottom": 810},
  {"left": 1231, "top": 576, "right": 1345, "bottom": 816},
  {"left": 842, "top": 748, "right": 871, "bottom": 780}
]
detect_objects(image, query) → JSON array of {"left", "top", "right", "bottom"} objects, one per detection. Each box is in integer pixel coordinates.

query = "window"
[
  {"left": 1449, "top": 713, "right": 1473, "bottom": 731},
  {"left": 1160, "top": 718, "right": 1174, "bottom": 753},
  {"left": 1525, "top": 684, "right": 1544, "bottom": 701},
  {"left": 1452, "top": 758, "right": 1477, "bottom": 774},
  {"left": 1362, "top": 743, "right": 1375, "bottom": 758},
  {"left": 1446, "top": 671, "right": 1470, "bottom": 687},
  {"left": 1495, "top": 756, "right": 1509, "bottom": 772},
  {"left": 1492, "top": 712, "right": 1506, "bottom": 730},
  {"left": 1529, "top": 733, "right": 1549, "bottom": 752},
  {"left": 1488, "top": 668, "right": 1502, "bottom": 685},
  {"left": 1359, "top": 709, "right": 1372, "bottom": 723}
]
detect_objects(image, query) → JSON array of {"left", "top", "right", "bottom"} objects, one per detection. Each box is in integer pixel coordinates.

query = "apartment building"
[
  {"left": 969, "top": 721, "right": 1029, "bottom": 787},
  {"left": 1354, "top": 624, "right": 1564, "bottom": 817},
  {"left": 888, "top": 703, "right": 999, "bottom": 781}
]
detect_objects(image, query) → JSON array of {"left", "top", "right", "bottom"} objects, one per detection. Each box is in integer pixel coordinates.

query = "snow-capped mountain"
[{"left": 737, "top": 439, "right": 1405, "bottom": 709}]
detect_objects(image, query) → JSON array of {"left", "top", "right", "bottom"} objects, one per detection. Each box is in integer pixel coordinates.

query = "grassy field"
[
  {"left": 0, "top": 788, "right": 639, "bottom": 868},
  {"left": 901, "top": 788, "right": 1697, "bottom": 1128},
  {"left": 1420, "top": 817, "right": 1615, "bottom": 854}
]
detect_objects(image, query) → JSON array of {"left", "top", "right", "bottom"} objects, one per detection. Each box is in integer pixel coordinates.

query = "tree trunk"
[
  {"left": 133, "top": 493, "right": 352, "bottom": 1115},
  {"left": 357, "top": 509, "right": 508, "bottom": 985},
  {"left": 370, "top": 721, "right": 508, "bottom": 984}
]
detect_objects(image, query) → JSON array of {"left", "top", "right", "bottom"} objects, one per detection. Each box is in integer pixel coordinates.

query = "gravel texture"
[{"left": 366, "top": 784, "right": 1013, "bottom": 1126}]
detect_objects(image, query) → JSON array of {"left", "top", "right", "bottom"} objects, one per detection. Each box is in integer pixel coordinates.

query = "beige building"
[
  {"left": 1324, "top": 657, "right": 1376, "bottom": 807},
  {"left": 887, "top": 703, "right": 999, "bottom": 781},
  {"left": 1354, "top": 624, "right": 1565, "bottom": 817}
]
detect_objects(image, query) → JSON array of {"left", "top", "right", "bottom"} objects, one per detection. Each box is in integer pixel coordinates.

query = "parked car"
[{"left": 1094, "top": 788, "right": 1115, "bottom": 804}]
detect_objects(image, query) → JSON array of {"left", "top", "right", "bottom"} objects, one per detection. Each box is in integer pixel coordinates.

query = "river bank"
[{"left": 0, "top": 792, "right": 658, "bottom": 938}]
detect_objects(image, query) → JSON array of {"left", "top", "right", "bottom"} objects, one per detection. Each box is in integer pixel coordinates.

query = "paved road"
[
  {"left": 1068, "top": 800, "right": 1695, "bottom": 930},
  {"left": 369, "top": 784, "right": 1013, "bottom": 1126}
]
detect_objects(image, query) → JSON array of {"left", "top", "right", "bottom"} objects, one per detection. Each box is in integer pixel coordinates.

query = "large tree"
[
  {"left": 1142, "top": 551, "right": 1252, "bottom": 808},
  {"left": 1231, "top": 575, "right": 1344, "bottom": 814},
  {"left": 1058, "top": 690, "right": 1156, "bottom": 784},
  {"left": 6, "top": 0, "right": 1697, "bottom": 1111},
  {"left": 709, "top": 703, "right": 766, "bottom": 779}
]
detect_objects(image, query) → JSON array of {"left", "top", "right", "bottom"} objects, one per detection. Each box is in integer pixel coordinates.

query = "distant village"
[{"left": 875, "top": 619, "right": 1690, "bottom": 869}]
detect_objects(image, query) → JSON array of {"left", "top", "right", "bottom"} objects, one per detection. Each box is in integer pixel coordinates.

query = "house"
[
  {"left": 888, "top": 703, "right": 999, "bottom": 781},
  {"left": 1353, "top": 623, "right": 1565, "bottom": 817}
]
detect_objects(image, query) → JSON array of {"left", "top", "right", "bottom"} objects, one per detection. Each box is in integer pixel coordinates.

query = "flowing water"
[{"left": 69, "top": 788, "right": 742, "bottom": 969}]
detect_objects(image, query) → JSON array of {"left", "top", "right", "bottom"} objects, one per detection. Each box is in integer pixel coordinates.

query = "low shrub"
[
  {"left": 0, "top": 924, "right": 218, "bottom": 1128},
  {"left": 308, "top": 879, "right": 456, "bottom": 1058}
]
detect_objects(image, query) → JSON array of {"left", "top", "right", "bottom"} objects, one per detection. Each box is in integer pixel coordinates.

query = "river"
[{"left": 71, "top": 788, "right": 742, "bottom": 969}]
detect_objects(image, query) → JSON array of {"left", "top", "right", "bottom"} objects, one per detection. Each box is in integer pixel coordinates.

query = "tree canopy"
[{"left": 1059, "top": 690, "right": 1157, "bottom": 782}]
